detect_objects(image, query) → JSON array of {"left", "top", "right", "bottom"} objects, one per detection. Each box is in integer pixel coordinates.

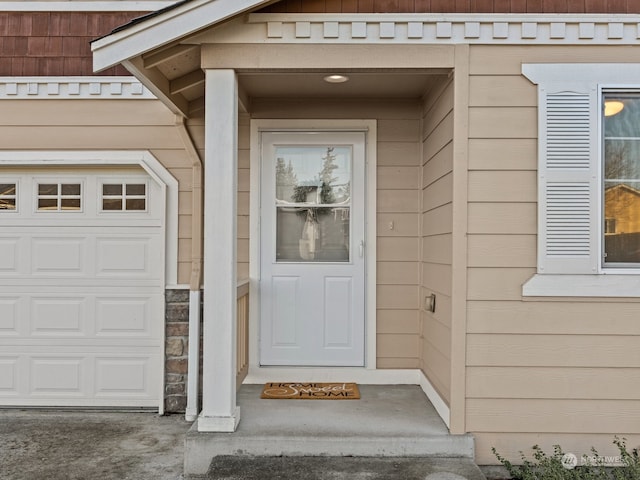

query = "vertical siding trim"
[{"left": 450, "top": 43, "right": 470, "bottom": 435}]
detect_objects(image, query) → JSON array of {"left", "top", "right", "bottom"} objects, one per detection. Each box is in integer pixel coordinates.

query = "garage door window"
[
  {"left": 37, "top": 183, "right": 81, "bottom": 211},
  {"left": 0, "top": 183, "right": 17, "bottom": 211},
  {"left": 102, "top": 183, "right": 147, "bottom": 212}
]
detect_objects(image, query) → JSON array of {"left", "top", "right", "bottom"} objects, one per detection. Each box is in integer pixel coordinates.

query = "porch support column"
[{"left": 198, "top": 69, "right": 240, "bottom": 432}]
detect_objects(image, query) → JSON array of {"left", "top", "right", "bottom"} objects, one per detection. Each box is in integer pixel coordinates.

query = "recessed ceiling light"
[
  {"left": 604, "top": 100, "right": 624, "bottom": 117},
  {"left": 324, "top": 74, "right": 349, "bottom": 84}
]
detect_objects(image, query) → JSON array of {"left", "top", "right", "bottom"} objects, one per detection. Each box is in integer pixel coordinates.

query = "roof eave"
[{"left": 92, "top": 0, "right": 273, "bottom": 72}]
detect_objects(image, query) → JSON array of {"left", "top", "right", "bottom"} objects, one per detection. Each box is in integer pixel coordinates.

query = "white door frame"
[
  {"left": 248, "top": 119, "right": 377, "bottom": 380},
  {"left": 259, "top": 131, "right": 366, "bottom": 366}
]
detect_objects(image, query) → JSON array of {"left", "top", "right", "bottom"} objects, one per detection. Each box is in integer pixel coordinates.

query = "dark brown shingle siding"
[
  {"left": 3, "top": 3, "right": 640, "bottom": 77},
  {"left": 0, "top": 12, "right": 148, "bottom": 76},
  {"left": 259, "top": 0, "right": 640, "bottom": 12}
]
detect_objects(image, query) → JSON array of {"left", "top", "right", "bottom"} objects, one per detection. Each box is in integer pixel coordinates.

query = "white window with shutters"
[{"left": 522, "top": 63, "right": 640, "bottom": 297}]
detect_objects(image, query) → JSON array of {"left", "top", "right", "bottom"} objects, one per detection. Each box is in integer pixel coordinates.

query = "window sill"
[{"left": 522, "top": 274, "right": 640, "bottom": 298}]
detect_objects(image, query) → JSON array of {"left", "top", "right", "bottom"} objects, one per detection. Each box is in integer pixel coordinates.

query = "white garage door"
[{"left": 0, "top": 167, "right": 165, "bottom": 408}]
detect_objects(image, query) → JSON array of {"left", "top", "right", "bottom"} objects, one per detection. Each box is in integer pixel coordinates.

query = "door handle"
[{"left": 359, "top": 240, "right": 365, "bottom": 258}]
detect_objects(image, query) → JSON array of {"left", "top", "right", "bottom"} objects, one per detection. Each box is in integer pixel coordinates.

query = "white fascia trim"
[
  {"left": 251, "top": 13, "right": 640, "bottom": 22},
  {"left": 523, "top": 63, "right": 640, "bottom": 85},
  {"left": 523, "top": 274, "right": 640, "bottom": 298},
  {"left": 0, "top": 150, "right": 178, "bottom": 286},
  {"left": 0, "top": 77, "right": 155, "bottom": 100},
  {"left": 0, "top": 2, "right": 176, "bottom": 11},
  {"left": 91, "top": 0, "right": 272, "bottom": 71},
  {"left": 246, "top": 13, "right": 640, "bottom": 45}
]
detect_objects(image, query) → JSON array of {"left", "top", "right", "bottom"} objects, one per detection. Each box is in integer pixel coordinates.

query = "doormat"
[{"left": 260, "top": 382, "right": 360, "bottom": 400}]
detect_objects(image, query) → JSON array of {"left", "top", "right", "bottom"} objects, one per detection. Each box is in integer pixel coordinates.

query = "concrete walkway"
[
  {"left": 0, "top": 409, "right": 191, "bottom": 480},
  {"left": 0, "top": 386, "right": 487, "bottom": 480}
]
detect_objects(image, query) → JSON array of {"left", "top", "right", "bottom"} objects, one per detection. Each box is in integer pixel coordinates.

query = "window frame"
[
  {"left": 522, "top": 63, "right": 640, "bottom": 297},
  {"left": 34, "top": 179, "right": 84, "bottom": 213},
  {"left": 599, "top": 87, "right": 640, "bottom": 272},
  {"left": 0, "top": 180, "right": 19, "bottom": 212},
  {"left": 99, "top": 180, "right": 149, "bottom": 213}
]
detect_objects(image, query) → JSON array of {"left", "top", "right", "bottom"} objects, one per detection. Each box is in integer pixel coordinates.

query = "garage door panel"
[
  {"left": 0, "top": 358, "right": 18, "bottom": 394},
  {"left": 95, "top": 357, "right": 152, "bottom": 396},
  {"left": 0, "top": 352, "right": 161, "bottom": 405},
  {"left": 96, "top": 236, "right": 162, "bottom": 278},
  {"left": 96, "top": 296, "right": 159, "bottom": 337},
  {"left": 0, "top": 282, "right": 164, "bottom": 290},
  {"left": 31, "top": 297, "right": 86, "bottom": 337},
  {"left": 30, "top": 357, "right": 84, "bottom": 395},
  {"left": 0, "top": 298, "right": 20, "bottom": 336},
  {"left": 0, "top": 238, "right": 19, "bottom": 273},
  {"left": 0, "top": 293, "right": 162, "bottom": 341},
  {"left": 0, "top": 343, "right": 163, "bottom": 351},
  {"left": 32, "top": 237, "right": 87, "bottom": 275},
  {"left": 0, "top": 232, "right": 163, "bottom": 281}
]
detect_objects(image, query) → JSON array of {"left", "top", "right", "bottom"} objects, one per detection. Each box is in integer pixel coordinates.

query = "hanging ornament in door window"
[{"left": 299, "top": 208, "right": 319, "bottom": 260}]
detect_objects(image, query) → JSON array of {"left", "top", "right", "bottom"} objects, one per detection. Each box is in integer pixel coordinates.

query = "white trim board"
[
  {"left": 0, "top": 2, "right": 176, "bottom": 11},
  {"left": 251, "top": 13, "right": 640, "bottom": 44},
  {"left": 0, "top": 77, "right": 155, "bottom": 100},
  {"left": 204, "top": 13, "right": 640, "bottom": 45},
  {"left": 248, "top": 119, "right": 377, "bottom": 373},
  {"left": 92, "top": 0, "right": 274, "bottom": 71},
  {"left": 0, "top": 150, "right": 178, "bottom": 286},
  {"left": 523, "top": 63, "right": 640, "bottom": 85},
  {"left": 523, "top": 273, "right": 640, "bottom": 298}
]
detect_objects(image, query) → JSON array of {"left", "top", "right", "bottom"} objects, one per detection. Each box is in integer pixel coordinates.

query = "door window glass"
[{"left": 275, "top": 146, "right": 351, "bottom": 262}]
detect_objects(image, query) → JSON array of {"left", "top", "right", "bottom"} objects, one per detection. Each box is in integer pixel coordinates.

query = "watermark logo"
[
  {"left": 562, "top": 452, "right": 626, "bottom": 469},
  {"left": 561, "top": 453, "right": 578, "bottom": 470},
  {"left": 582, "top": 455, "right": 626, "bottom": 467}
]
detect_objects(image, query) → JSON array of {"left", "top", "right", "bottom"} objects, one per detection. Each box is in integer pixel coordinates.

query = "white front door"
[{"left": 260, "top": 131, "right": 366, "bottom": 366}]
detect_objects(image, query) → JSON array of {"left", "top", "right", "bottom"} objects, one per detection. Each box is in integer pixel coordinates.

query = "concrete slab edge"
[{"left": 185, "top": 435, "right": 475, "bottom": 475}]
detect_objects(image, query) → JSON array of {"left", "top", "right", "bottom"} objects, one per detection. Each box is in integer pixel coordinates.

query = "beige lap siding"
[
  {"left": 420, "top": 77, "right": 454, "bottom": 406},
  {"left": 0, "top": 98, "right": 194, "bottom": 285},
  {"left": 466, "top": 44, "right": 640, "bottom": 464}
]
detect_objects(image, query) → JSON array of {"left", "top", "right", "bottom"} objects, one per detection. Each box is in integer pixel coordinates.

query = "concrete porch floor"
[{"left": 185, "top": 384, "right": 476, "bottom": 477}]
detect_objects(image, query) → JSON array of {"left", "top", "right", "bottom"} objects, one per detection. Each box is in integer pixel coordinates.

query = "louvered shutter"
[{"left": 538, "top": 87, "right": 599, "bottom": 274}]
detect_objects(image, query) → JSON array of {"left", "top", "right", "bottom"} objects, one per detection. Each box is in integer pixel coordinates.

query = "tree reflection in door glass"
[{"left": 275, "top": 146, "right": 351, "bottom": 262}]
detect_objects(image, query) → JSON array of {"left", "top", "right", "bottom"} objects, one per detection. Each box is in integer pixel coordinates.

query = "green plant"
[
  {"left": 611, "top": 437, "right": 640, "bottom": 480},
  {"left": 491, "top": 437, "right": 640, "bottom": 480}
]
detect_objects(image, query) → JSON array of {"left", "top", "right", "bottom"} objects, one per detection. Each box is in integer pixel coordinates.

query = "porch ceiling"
[{"left": 135, "top": 41, "right": 447, "bottom": 117}]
